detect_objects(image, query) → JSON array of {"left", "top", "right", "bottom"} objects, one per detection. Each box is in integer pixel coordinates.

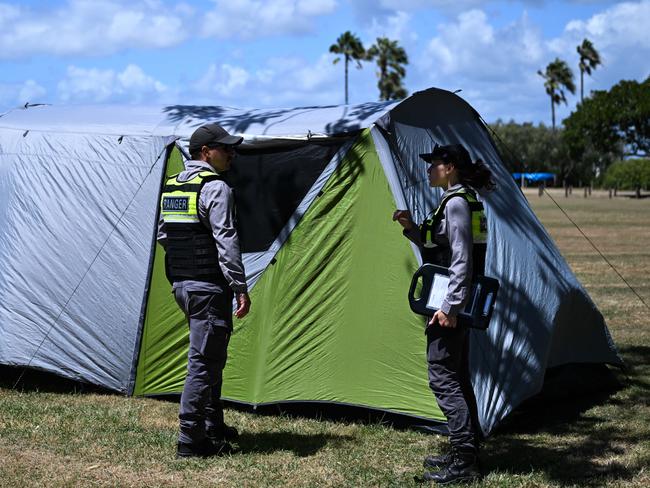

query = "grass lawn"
[{"left": 1, "top": 188, "right": 648, "bottom": 487}]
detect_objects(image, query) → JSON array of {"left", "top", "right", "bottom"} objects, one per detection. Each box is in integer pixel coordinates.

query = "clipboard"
[{"left": 408, "top": 264, "right": 499, "bottom": 330}]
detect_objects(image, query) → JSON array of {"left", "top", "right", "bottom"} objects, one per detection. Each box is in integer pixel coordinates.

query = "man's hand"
[
  {"left": 428, "top": 310, "right": 457, "bottom": 328},
  {"left": 392, "top": 209, "right": 415, "bottom": 230},
  {"left": 235, "top": 292, "right": 251, "bottom": 318}
]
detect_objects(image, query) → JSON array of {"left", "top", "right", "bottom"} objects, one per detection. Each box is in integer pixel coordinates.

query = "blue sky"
[{"left": 1, "top": 0, "right": 648, "bottom": 124}]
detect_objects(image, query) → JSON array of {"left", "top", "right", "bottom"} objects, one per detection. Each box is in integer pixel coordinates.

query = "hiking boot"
[
  {"left": 207, "top": 424, "right": 239, "bottom": 442},
  {"left": 423, "top": 451, "right": 452, "bottom": 470},
  {"left": 176, "top": 438, "right": 236, "bottom": 459},
  {"left": 423, "top": 450, "right": 481, "bottom": 484}
]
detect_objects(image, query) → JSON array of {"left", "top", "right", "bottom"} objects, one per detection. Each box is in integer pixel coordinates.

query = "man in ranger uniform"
[{"left": 157, "top": 123, "right": 251, "bottom": 458}]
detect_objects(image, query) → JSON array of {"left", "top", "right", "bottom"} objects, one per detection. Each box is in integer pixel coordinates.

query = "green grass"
[{"left": 1, "top": 188, "right": 649, "bottom": 487}]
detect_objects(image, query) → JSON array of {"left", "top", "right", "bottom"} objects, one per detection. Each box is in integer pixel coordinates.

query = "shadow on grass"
[
  {"left": 236, "top": 430, "right": 353, "bottom": 457},
  {"left": 224, "top": 401, "right": 448, "bottom": 435},
  {"left": 484, "top": 346, "right": 650, "bottom": 486},
  {"left": 0, "top": 365, "right": 112, "bottom": 395}
]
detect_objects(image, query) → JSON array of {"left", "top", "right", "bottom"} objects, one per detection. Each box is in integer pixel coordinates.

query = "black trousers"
[
  {"left": 426, "top": 325, "right": 480, "bottom": 453},
  {"left": 174, "top": 285, "right": 232, "bottom": 444}
]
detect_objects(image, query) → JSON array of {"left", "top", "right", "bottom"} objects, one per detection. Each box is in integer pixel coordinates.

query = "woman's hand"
[
  {"left": 429, "top": 310, "right": 457, "bottom": 328},
  {"left": 392, "top": 209, "right": 415, "bottom": 230}
]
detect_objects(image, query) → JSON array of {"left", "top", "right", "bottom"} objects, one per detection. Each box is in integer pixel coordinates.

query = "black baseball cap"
[
  {"left": 189, "top": 123, "right": 243, "bottom": 153},
  {"left": 419, "top": 143, "right": 471, "bottom": 167}
]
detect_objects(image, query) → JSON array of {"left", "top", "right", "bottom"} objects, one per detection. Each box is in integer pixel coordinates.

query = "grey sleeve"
[
  {"left": 199, "top": 181, "right": 248, "bottom": 293},
  {"left": 441, "top": 198, "right": 473, "bottom": 315},
  {"left": 156, "top": 214, "right": 167, "bottom": 250}
]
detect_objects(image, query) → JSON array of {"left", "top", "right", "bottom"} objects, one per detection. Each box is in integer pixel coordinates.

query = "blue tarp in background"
[{"left": 512, "top": 172, "right": 555, "bottom": 182}]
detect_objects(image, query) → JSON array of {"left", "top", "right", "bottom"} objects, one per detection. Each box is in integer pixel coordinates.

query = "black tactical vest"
[{"left": 160, "top": 171, "right": 227, "bottom": 284}]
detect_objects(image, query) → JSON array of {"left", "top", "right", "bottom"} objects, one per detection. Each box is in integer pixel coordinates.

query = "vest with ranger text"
[{"left": 160, "top": 171, "right": 227, "bottom": 284}]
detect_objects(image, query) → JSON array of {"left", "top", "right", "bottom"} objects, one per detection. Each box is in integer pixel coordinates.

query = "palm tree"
[
  {"left": 329, "top": 31, "right": 366, "bottom": 104},
  {"left": 577, "top": 38, "right": 602, "bottom": 103},
  {"left": 537, "top": 58, "right": 576, "bottom": 131},
  {"left": 367, "top": 37, "right": 409, "bottom": 101}
]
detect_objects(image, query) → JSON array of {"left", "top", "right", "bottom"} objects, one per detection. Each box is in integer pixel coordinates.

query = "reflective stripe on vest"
[
  {"left": 160, "top": 171, "right": 219, "bottom": 225},
  {"left": 420, "top": 187, "right": 488, "bottom": 248}
]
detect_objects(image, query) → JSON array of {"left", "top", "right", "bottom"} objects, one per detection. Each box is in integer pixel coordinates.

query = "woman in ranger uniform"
[{"left": 393, "top": 143, "right": 495, "bottom": 485}]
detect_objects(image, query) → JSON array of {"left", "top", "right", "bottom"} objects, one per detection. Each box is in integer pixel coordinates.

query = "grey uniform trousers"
[
  {"left": 174, "top": 284, "right": 233, "bottom": 445},
  {"left": 426, "top": 325, "right": 480, "bottom": 453}
]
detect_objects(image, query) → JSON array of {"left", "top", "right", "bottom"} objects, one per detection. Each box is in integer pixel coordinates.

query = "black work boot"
[
  {"left": 423, "top": 450, "right": 452, "bottom": 470},
  {"left": 207, "top": 423, "right": 239, "bottom": 442},
  {"left": 423, "top": 450, "right": 481, "bottom": 484},
  {"left": 176, "top": 438, "right": 235, "bottom": 459}
]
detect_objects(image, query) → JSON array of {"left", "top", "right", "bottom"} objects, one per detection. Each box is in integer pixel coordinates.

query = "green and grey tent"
[{"left": 0, "top": 88, "right": 621, "bottom": 435}]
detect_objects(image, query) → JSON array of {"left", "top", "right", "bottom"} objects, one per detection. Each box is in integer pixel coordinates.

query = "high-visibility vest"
[
  {"left": 419, "top": 186, "right": 488, "bottom": 276},
  {"left": 160, "top": 171, "right": 226, "bottom": 284}
]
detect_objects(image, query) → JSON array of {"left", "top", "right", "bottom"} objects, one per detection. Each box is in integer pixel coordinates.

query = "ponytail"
[{"left": 457, "top": 159, "right": 496, "bottom": 192}]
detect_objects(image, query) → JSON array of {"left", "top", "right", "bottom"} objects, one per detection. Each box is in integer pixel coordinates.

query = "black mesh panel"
[{"left": 223, "top": 141, "right": 347, "bottom": 253}]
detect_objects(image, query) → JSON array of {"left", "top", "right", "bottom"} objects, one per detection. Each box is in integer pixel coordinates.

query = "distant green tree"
[
  {"left": 577, "top": 38, "right": 602, "bottom": 103},
  {"left": 490, "top": 120, "right": 559, "bottom": 172},
  {"left": 563, "top": 77, "right": 650, "bottom": 181},
  {"left": 538, "top": 58, "right": 576, "bottom": 130},
  {"left": 329, "top": 31, "right": 367, "bottom": 104},
  {"left": 603, "top": 159, "right": 650, "bottom": 197},
  {"left": 366, "top": 37, "right": 408, "bottom": 101}
]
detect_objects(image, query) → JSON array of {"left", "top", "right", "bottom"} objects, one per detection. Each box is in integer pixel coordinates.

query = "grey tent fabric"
[
  {"left": 374, "top": 88, "right": 622, "bottom": 433},
  {"left": 0, "top": 126, "right": 173, "bottom": 391},
  {"left": 0, "top": 89, "right": 621, "bottom": 433}
]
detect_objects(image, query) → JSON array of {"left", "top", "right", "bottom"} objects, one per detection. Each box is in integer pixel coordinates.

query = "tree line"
[
  {"left": 492, "top": 72, "right": 650, "bottom": 191},
  {"left": 494, "top": 38, "right": 649, "bottom": 192}
]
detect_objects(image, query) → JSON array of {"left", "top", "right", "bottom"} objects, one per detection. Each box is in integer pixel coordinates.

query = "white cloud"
[
  {"left": 193, "top": 64, "right": 252, "bottom": 98},
  {"left": 366, "top": 11, "right": 416, "bottom": 44},
  {"left": 423, "top": 10, "right": 544, "bottom": 79},
  {"left": 415, "top": 10, "right": 549, "bottom": 122},
  {"left": 201, "top": 0, "right": 338, "bottom": 39},
  {"left": 188, "top": 53, "right": 343, "bottom": 107},
  {"left": 0, "top": 80, "right": 47, "bottom": 107},
  {"left": 351, "top": 0, "right": 490, "bottom": 22},
  {"left": 551, "top": 1, "right": 650, "bottom": 70},
  {"left": 18, "top": 80, "right": 47, "bottom": 104},
  {"left": 57, "top": 64, "right": 168, "bottom": 103},
  {"left": 0, "top": 0, "right": 190, "bottom": 59},
  {"left": 411, "top": 1, "right": 650, "bottom": 123},
  {"left": 378, "top": 0, "right": 484, "bottom": 10}
]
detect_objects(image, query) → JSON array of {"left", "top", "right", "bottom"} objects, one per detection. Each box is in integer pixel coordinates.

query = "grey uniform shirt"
[
  {"left": 157, "top": 160, "right": 248, "bottom": 294},
  {"left": 404, "top": 184, "right": 473, "bottom": 315}
]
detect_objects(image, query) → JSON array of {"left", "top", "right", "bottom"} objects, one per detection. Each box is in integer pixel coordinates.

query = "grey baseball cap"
[{"left": 189, "top": 123, "right": 243, "bottom": 153}]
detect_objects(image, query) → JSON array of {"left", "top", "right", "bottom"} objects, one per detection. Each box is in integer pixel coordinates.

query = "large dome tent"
[{"left": 0, "top": 88, "right": 621, "bottom": 435}]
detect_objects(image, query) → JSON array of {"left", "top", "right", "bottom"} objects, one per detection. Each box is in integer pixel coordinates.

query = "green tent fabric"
[{"left": 134, "top": 129, "right": 444, "bottom": 421}]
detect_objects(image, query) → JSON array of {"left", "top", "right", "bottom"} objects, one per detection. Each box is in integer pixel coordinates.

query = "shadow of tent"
[
  {"left": 235, "top": 430, "right": 353, "bottom": 457},
  {"left": 324, "top": 102, "right": 394, "bottom": 135},
  {"left": 482, "top": 362, "right": 640, "bottom": 486}
]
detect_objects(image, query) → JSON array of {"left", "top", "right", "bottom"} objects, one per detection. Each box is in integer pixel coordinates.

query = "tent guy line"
[
  {"left": 481, "top": 116, "right": 649, "bottom": 313},
  {"left": 12, "top": 142, "right": 171, "bottom": 390},
  {"left": 543, "top": 189, "right": 650, "bottom": 312}
]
